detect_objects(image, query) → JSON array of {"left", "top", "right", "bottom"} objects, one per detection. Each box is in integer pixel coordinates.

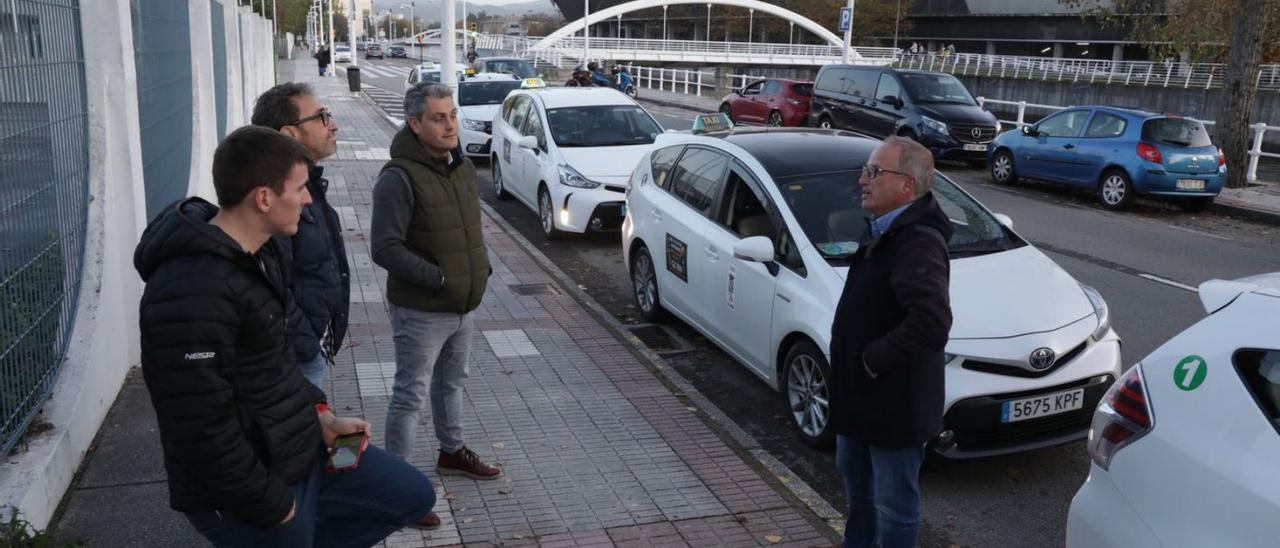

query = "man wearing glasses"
[
  {"left": 829, "top": 136, "right": 954, "bottom": 548},
  {"left": 251, "top": 83, "right": 351, "bottom": 393}
]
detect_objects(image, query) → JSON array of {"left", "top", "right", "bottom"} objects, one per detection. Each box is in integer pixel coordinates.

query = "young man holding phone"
[{"left": 135, "top": 126, "right": 440, "bottom": 545}]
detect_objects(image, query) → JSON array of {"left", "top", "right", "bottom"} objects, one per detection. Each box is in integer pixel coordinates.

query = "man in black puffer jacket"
[
  {"left": 135, "top": 126, "right": 436, "bottom": 545},
  {"left": 252, "top": 82, "right": 350, "bottom": 389}
]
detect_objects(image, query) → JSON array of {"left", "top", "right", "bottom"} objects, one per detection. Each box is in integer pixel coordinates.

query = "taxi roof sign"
[
  {"left": 520, "top": 78, "right": 547, "bottom": 89},
  {"left": 692, "top": 113, "right": 734, "bottom": 134}
]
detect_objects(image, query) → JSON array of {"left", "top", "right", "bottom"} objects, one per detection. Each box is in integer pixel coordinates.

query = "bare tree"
[{"left": 1220, "top": 0, "right": 1270, "bottom": 188}]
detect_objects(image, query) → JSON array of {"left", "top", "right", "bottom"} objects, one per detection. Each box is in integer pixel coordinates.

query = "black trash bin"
[{"left": 347, "top": 66, "right": 361, "bottom": 92}]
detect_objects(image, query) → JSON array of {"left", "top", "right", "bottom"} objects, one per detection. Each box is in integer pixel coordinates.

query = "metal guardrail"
[
  {"left": 899, "top": 53, "right": 1280, "bottom": 91},
  {"left": 622, "top": 64, "right": 715, "bottom": 96},
  {"left": 0, "top": 0, "right": 90, "bottom": 456}
]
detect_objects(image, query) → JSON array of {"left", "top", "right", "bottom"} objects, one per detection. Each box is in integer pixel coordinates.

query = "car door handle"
[
  {"left": 704, "top": 246, "right": 719, "bottom": 261},
  {"left": 777, "top": 293, "right": 792, "bottom": 303},
  {"left": 650, "top": 210, "right": 663, "bottom": 223},
  {"left": 1063, "top": 144, "right": 1075, "bottom": 150}
]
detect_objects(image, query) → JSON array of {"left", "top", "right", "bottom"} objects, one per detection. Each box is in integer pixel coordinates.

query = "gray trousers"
[{"left": 385, "top": 304, "right": 473, "bottom": 459}]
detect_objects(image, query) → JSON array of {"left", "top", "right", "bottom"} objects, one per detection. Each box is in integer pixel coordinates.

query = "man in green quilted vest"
[{"left": 371, "top": 83, "right": 501, "bottom": 486}]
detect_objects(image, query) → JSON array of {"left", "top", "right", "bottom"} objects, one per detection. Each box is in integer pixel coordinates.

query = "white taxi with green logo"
[
  {"left": 454, "top": 73, "right": 524, "bottom": 158},
  {"left": 490, "top": 86, "right": 663, "bottom": 239},
  {"left": 1067, "top": 273, "right": 1280, "bottom": 547}
]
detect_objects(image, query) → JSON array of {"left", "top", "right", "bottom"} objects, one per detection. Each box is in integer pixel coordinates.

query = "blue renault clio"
[{"left": 988, "top": 106, "right": 1224, "bottom": 211}]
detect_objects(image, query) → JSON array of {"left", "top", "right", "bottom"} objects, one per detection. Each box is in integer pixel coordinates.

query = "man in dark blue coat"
[
  {"left": 252, "top": 83, "right": 350, "bottom": 389},
  {"left": 829, "top": 136, "right": 954, "bottom": 548}
]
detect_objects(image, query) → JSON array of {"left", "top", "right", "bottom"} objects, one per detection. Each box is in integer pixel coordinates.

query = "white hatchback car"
[
  {"left": 404, "top": 62, "right": 474, "bottom": 91},
  {"left": 453, "top": 73, "right": 523, "bottom": 158},
  {"left": 1067, "top": 274, "right": 1280, "bottom": 548},
  {"left": 491, "top": 87, "right": 663, "bottom": 239},
  {"left": 623, "top": 126, "right": 1123, "bottom": 453}
]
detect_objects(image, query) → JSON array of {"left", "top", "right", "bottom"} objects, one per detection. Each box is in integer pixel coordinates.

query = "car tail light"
[
  {"left": 1087, "top": 365, "right": 1153, "bottom": 470},
  {"left": 1137, "top": 143, "right": 1163, "bottom": 164},
  {"left": 1218, "top": 147, "right": 1226, "bottom": 167}
]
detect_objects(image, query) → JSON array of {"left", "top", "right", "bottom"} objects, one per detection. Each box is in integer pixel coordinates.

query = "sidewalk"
[{"left": 50, "top": 58, "right": 838, "bottom": 547}]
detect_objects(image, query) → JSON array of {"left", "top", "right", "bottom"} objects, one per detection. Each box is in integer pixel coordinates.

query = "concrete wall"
[{"left": 0, "top": 0, "right": 277, "bottom": 528}]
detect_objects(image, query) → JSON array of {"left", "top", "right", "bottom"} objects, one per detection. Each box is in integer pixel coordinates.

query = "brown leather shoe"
[
  {"left": 437, "top": 445, "right": 503, "bottom": 480},
  {"left": 409, "top": 511, "right": 441, "bottom": 530}
]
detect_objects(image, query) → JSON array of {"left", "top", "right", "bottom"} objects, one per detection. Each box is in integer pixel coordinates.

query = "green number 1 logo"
[{"left": 1174, "top": 355, "right": 1207, "bottom": 391}]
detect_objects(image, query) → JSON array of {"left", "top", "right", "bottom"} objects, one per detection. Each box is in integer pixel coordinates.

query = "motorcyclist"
[
  {"left": 611, "top": 65, "right": 633, "bottom": 90},
  {"left": 588, "top": 61, "right": 612, "bottom": 87}
]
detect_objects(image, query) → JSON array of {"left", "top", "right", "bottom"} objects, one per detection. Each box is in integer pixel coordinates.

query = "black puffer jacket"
[
  {"left": 277, "top": 165, "right": 350, "bottom": 364},
  {"left": 134, "top": 198, "right": 326, "bottom": 528},
  {"left": 829, "top": 193, "right": 954, "bottom": 448}
]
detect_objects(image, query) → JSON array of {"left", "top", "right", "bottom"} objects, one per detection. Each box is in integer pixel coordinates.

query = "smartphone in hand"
[{"left": 325, "top": 431, "right": 368, "bottom": 473}]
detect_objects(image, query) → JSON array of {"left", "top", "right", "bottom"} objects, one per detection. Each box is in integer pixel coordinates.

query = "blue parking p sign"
[{"left": 839, "top": 7, "right": 852, "bottom": 33}]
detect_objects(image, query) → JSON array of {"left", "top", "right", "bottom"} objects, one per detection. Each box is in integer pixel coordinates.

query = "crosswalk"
[
  {"left": 361, "top": 84, "right": 405, "bottom": 122},
  {"left": 337, "top": 62, "right": 410, "bottom": 80}
]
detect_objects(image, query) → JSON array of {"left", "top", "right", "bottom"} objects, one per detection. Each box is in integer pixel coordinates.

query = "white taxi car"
[
  {"left": 404, "top": 62, "right": 474, "bottom": 91},
  {"left": 623, "top": 122, "right": 1123, "bottom": 452},
  {"left": 1067, "top": 273, "right": 1280, "bottom": 548},
  {"left": 491, "top": 86, "right": 663, "bottom": 239},
  {"left": 454, "top": 73, "right": 524, "bottom": 158}
]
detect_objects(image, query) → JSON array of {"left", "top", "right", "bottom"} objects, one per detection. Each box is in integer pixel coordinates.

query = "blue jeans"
[
  {"left": 185, "top": 445, "right": 434, "bottom": 548},
  {"left": 836, "top": 435, "right": 925, "bottom": 548},
  {"left": 299, "top": 353, "right": 326, "bottom": 390},
  {"left": 385, "top": 306, "right": 472, "bottom": 459}
]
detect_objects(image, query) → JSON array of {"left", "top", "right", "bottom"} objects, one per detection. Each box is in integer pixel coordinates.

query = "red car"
[{"left": 718, "top": 78, "right": 813, "bottom": 127}]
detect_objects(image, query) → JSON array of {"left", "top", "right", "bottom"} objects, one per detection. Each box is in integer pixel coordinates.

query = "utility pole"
[
  {"left": 582, "top": 0, "right": 590, "bottom": 68},
  {"left": 892, "top": 0, "right": 901, "bottom": 54},
  {"left": 841, "top": 0, "right": 854, "bottom": 64},
  {"left": 442, "top": 0, "right": 458, "bottom": 88},
  {"left": 328, "top": 0, "right": 335, "bottom": 76},
  {"left": 349, "top": 0, "right": 357, "bottom": 68}
]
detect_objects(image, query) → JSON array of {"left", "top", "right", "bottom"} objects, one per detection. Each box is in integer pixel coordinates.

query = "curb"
[
  {"left": 636, "top": 94, "right": 719, "bottom": 113},
  {"left": 479, "top": 203, "right": 845, "bottom": 537},
  {"left": 1211, "top": 199, "right": 1280, "bottom": 226}
]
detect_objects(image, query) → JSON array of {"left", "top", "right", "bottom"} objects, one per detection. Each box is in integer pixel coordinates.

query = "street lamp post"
[
  {"left": 789, "top": 21, "right": 794, "bottom": 45},
  {"left": 582, "top": 0, "right": 590, "bottom": 68},
  {"left": 748, "top": 8, "right": 753, "bottom": 44},
  {"left": 328, "top": 0, "right": 335, "bottom": 76},
  {"left": 349, "top": 0, "right": 357, "bottom": 69},
  {"left": 662, "top": 5, "right": 667, "bottom": 41},
  {"left": 706, "top": 4, "right": 711, "bottom": 42}
]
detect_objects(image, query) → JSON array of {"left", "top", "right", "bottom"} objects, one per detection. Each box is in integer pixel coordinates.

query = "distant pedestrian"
[
  {"left": 946, "top": 43, "right": 956, "bottom": 56},
  {"left": 829, "top": 136, "right": 953, "bottom": 548},
  {"left": 135, "top": 126, "right": 440, "bottom": 545},
  {"left": 371, "top": 82, "right": 502, "bottom": 481},
  {"left": 909, "top": 42, "right": 921, "bottom": 55},
  {"left": 316, "top": 45, "right": 331, "bottom": 76},
  {"left": 252, "top": 82, "right": 348, "bottom": 390}
]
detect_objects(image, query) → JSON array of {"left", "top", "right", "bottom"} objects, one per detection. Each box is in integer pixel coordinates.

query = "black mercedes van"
[{"left": 807, "top": 65, "right": 1000, "bottom": 165}]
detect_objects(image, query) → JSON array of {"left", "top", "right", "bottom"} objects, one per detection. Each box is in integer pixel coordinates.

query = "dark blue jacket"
[{"left": 279, "top": 165, "right": 350, "bottom": 364}]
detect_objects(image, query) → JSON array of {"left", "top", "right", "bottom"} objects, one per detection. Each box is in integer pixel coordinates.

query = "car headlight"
[
  {"left": 922, "top": 116, "right": 948, "bottom": 135},
  {"left": 1081, "top": 284, "right": 1111, "bottom": 341},
  {"left": 558, "top": 164, "right": 601, "bottom": 189},
  {"left": 995, "top": 120, "right": 1003, "bottom": 133},
  {"left": 462, "top": 119, "right": 486, "bottom": 132}
]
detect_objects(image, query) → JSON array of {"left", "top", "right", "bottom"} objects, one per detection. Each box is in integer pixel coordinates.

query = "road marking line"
[
  {"left": 1168, "top": 224, "right": 1233, "bottom": 241},
  {"left": 1138, "top": 274, "right": 1199, "bottom": 293}
]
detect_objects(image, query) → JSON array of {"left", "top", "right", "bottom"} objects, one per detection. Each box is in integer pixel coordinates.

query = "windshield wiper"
[{"left": 948, "top": 242, "right": 1009, "bottom": 257}]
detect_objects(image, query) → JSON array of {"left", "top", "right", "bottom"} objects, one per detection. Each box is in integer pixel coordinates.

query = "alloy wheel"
[
  {"left": 632, "top": 253, "right": 656, "bottom": 314},
  {"left": 787, "top": 354, "right": 829, "bottom": 438},
  {"left": 1102, "top": 174, "right": 1127, "bottom": 206}
]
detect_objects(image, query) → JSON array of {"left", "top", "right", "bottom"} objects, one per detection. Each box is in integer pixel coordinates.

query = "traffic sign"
[{"left": 839, "top": 7, "right": 852, "bottom": 33}]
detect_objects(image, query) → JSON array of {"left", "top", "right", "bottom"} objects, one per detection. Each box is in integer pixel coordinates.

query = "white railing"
[
  {"left": 622, "top": 64, "right": 715, "bottom": 96},
  {"left": 899, "top": 52, "right": 1280, "bottom": 91},
  {"left": 976, "top": 96, "right": 1277, "bottom": 182}
]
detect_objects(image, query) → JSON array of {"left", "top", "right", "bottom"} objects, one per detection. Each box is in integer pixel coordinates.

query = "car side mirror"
[
  {"left": 733, "top": 236, "right": 775, "bottom": 263},
  {"left": 1021, "top": 125, "right": 1037, "bottom": 137},
  {"left": 993, "top": 213, "right": 1014, "bottom": 229},
  {"left": 882, "top": 95, "right": 904, "bottom": 109},
  {"left": 518, "top": 135, "right": 538, "bottom": 151}
]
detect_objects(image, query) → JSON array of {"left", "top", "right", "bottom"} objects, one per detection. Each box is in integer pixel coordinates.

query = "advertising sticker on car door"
[{"left": 666, "top": 234, "right": 688, "bottom": 282}]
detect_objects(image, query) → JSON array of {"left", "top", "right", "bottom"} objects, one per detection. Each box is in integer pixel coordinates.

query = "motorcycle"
[{"left": 564, "top": 66, "right": 638, "bottom": 99}]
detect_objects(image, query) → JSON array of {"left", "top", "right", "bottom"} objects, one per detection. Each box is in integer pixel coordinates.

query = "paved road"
[{"left": 352, "top": 77, "right": 1280, "bottom": 547}]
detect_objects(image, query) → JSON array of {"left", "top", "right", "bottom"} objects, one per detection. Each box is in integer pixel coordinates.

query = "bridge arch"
[{"left": 531, "top": 0, "right": 844, "bottom": 51}]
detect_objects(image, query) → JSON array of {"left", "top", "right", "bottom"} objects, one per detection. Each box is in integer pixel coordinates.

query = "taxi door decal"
[
  {"left": 726, "top": 264, "right": 736, "bottom": 310},
  {"left": 665, "top": 234, "right": 687, "bottom": 283},
  {"left": 502, "top": 138, "right": 512, "bottom": 163}
]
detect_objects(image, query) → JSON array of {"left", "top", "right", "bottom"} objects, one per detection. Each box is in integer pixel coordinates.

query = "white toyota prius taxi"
[
  {"left": 491, "top": 86, "right": 664, "bottom": 239},
  {"left": 623, "top": 120, "right": 1123, "bottom": 455},
  {"left": 453, "top": 73, "right": 525, "bottom": 158},
  {"left": 1067, "top": 273, "right": 1280, "bottom": 548}
]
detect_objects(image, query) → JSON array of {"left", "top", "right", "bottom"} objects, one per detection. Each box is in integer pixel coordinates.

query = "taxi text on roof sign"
[
  {"left": 521, "top": 78, "right": 547, "bottom": 89},
  {"left": 692, "top": 113, "right": 734, "bottom": 135}
]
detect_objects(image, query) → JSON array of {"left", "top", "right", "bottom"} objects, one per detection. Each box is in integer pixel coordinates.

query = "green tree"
[{"left": 1062, "top": 0, "right": 1280, "bottom": 188}]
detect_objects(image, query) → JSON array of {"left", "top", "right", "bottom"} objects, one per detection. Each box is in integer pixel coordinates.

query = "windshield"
[
  {"left": 900, "top": 73, "right": 976, "bottom": 105},
  {"left": 546, "top": 105, "right": 663, "bottom": 147},
  {"left": 1142, "top": 118, "right": 1213, "bottom": 148},
  {"left": 459, "top": 81, "right": 522, "bottom": 106},
  {"left": 484, "top": 59, "right": 536, "bottom": 79},
  {"left": 774, "top": 170, "right": 1023, "bottom": 262}
]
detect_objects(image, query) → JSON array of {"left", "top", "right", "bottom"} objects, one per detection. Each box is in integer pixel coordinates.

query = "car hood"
[
  {"left": 831, "top": 245, "right": 1095, "bottom": 339},
  {"left": 558, "top": 144, "right": 653, "bottom": 179},
  {"left": 916, "top": 103, "right": 997, "bottom": 125},
  {"left": 461, "top": 104, "right": 501, "bottom": 123}
]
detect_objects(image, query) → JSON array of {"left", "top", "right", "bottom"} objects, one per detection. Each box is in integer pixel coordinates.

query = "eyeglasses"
[
  {"left": 289, "top": 109, "right": 333, "bottom": 128},
  {"left": 860, "top": 165, "right": 912, "bottom": 181}
]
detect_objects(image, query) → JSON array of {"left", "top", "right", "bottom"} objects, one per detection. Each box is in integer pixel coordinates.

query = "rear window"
[
  {"left": 791, "top": 83, "right": 813, "bottom": 96},
  {"left": 814, "top": 68, "right": 875, "bottom": 98},
  {"left": 1234, "top": 349, "right": 1280, "bottom": 435},
  {"left": 1142, "top": 118, "right": 1213, "bottom": 148}
]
